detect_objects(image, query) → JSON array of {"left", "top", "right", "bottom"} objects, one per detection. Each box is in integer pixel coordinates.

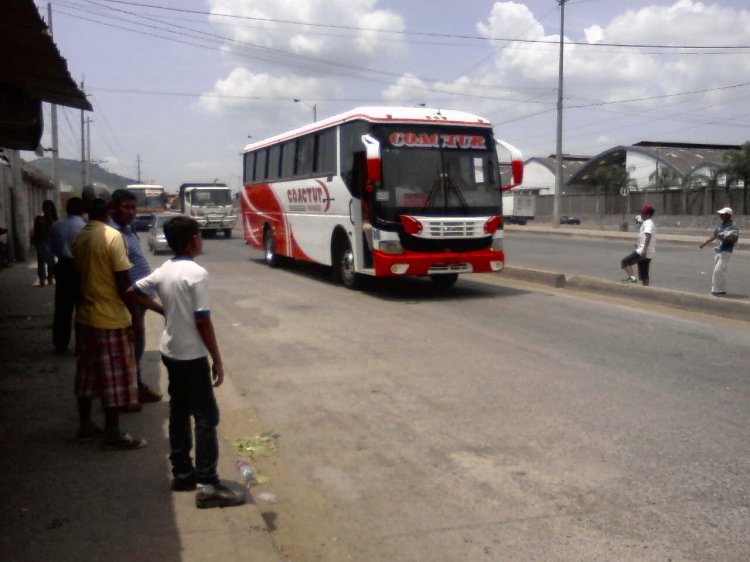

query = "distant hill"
[{"left": 28, "top": 157, "right": 138, "bottom": 193}]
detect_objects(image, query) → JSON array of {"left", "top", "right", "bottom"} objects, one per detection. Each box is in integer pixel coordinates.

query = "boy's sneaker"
[
  {"left": 621, "top": 276, "right": 637, "bottom": 283},
  {"left": 195, "top": 483, "right": 245, "bottom": 509}
]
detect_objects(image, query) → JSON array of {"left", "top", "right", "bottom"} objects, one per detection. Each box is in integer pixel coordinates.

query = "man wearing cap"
[
  {"left": 621, "top": 204, "right": 656, "bottom": 285},
  {"left": 72, "top": 184, "right": 146, "bottom": 450},
  {"left": 700, "top": 207, "right": 739, "bottom": 296}
]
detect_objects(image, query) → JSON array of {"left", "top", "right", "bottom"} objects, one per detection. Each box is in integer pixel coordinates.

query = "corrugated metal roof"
[
  {"left": 525, "top": 156, "right": 590, "bottom": 183},
  {"left": 0, "top": 0, "right": 91, "bottom": 111}
]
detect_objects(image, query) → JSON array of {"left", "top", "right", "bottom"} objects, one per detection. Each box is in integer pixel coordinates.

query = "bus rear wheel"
[
  {"left": 263, "top": 229, "right": 278, "bottom": 268},
  {"left": 430, "top": 273, "right": 458, "bottom": 288}
]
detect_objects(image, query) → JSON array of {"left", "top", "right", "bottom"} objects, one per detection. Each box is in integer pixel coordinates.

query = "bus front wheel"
[
  {"left": 334, "top": 239, "right": 360, "bottom": 290},
  {"left": 430, "top": 273, "right": 458, "bottom": 288},
  {"left": 264, "top": 229, "right": 278, "bottom": 268}
]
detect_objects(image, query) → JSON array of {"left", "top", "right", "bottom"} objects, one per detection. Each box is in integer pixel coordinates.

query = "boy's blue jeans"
[{"left": 161, "top": 355, "right": 220, "bottom": 485}]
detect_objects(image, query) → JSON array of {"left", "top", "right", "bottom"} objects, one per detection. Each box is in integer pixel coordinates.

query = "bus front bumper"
[{"left": 372, "top": 249, "right": 505, "bottom": 277}]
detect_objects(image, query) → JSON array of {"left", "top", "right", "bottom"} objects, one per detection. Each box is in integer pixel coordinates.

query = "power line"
[
  {"left": 53, "top": 5, "right": 558, "bottom": 105},
  {"left": 87, "top": 0, "right": 750, "bottom": 50}
]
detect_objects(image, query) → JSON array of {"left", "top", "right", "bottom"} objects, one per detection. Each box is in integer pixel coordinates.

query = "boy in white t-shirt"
[{"left": 128, "top": 216, "right": 243, "bottom": 509}]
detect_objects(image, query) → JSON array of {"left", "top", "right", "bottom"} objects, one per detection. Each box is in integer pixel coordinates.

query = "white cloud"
[
  {"left": 202, "top": 1, "right": 401, "bottom": 115},
  {"left": 467, "top": 0, "right": 750, "bottom": 118},
  {"left": 584, "top": 25, "right": 603, "bottom": 44},
  {"left": 208, "top": 0, "right": 406, "bottom": 67},
  {"left": 199, "top": 67, "right": 339, "bottom": 129}
]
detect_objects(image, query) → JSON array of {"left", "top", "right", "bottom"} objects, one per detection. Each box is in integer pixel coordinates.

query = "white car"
[{"left": 147, "top": 212, "right": 181, "bottom": 255}]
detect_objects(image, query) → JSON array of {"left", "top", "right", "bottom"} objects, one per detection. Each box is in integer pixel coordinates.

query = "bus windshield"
[
  {"left": 374, "top": 125, "right": 500, "bottom": 221},
  {"left": 191, "top": 189, "right": 232, "bottom": 205},
  {"left": 129, "top": 187, "right": 165, "bottom": 209}
]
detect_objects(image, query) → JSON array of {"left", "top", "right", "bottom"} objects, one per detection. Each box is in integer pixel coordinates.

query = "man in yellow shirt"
[{"left": 73, "top": 184, "right": 146, "bottom": 450}]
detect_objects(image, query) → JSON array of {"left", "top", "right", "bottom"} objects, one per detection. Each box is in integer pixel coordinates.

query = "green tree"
[
  {"left": 722, "top": 141, "right": 750, "bottom": 214},
  {"left": 648, "top": 166, "right": 681, "bottom": 190},
  {"left": 685, "top": 169, "right": 721, "bottom": 215},
  {"left": 592, "top": 164, "right": 636, "bottom": 217}
]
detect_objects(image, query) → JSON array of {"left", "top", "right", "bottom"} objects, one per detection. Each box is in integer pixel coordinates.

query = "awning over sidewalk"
[{"left": 0, "top": 0, "right": 91, "bottom": 150}]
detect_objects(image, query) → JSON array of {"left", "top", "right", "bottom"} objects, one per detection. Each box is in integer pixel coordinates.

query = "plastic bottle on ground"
[{"left": 235, "top": 459, "right": 257, "bottom": 486}]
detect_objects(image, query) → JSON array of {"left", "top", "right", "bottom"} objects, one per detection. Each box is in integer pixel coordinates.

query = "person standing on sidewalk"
[
  {"left": 31, "top": 200, "right": 58, "bottom": 286},
  {"left": 109, "top": 189, "right": 163, "bottom": 409},
  {"left": 620, "top": 204, "right": 656, "bottom": 286},
  {"left": 700, "top": 207, "right": 739, "bottom": 297},
  {"left": 128, "top": 216, "right": 243, "bottom": 509},
  {"left": 49, "top": 197, "right": 86, "bottom": 353},
  {"left": 73, "top": 184, "right": 146, "bottom": 450}
]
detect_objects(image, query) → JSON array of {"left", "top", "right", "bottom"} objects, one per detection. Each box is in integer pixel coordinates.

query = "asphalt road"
[
  {"left": 504, "top": 231, "right": 750, "bottom": 298},
  {"left": 142, "top": 236, "right": 750, "bottom": 562}
]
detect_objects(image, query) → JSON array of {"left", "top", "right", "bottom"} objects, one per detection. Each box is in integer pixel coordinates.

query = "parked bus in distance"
[
  {"left": 126, "top": 184, "right": 167, "bottom": 231},
  {"left": 240, "top": 107, "right": 523, "bottom": 289}
]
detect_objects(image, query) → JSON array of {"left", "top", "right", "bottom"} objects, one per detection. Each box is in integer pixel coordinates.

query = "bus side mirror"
[
  {"left": 496, "top": 139, "right": 524, "bottom": 192},
  {"left": 361, "top": 134, "right": 381, "bottom": 186}
]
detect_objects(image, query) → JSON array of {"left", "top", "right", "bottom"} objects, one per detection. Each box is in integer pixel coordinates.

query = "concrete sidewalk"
[
  {"left": 0, "top": 262, "right": 282, "bottom": 562},
  {"left": 506, "top": 222, "right": 710, "bottom": 246}
]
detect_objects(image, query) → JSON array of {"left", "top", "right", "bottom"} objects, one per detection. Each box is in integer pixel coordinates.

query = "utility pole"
[
  {"left": 85, "top": 118, "right": 93, "bottom": 185},
  {"left": 553, "top": 0, "right": 567, "bottom": 228},
  {"left": 47, "top": 3, "right": 60, "bottom": 204},
  {"left": 80, "top": 79, "right": 86, "bottom": 189},
  {"left": 136, "top": 154, "right": 142, "bottom": 182}
]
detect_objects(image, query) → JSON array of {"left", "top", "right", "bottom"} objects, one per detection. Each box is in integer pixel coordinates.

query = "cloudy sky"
[{"left": 34, "top": 0, "right": 750, "bottom": 191}]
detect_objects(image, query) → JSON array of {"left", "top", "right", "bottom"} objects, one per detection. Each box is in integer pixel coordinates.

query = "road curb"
[
  {"left": 503, "top": 265, "right": 566, "bottom": 287},
  {"left": 565, "top": 275, "right": 750, "bottom": 322},
  {"left": 500, "top": 266, "right": 750, "bottom": 322}
]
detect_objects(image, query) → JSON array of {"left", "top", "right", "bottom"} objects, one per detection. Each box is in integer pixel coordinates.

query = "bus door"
[{"left": 356, "top": 134, "right": 382, "bottom": 270}]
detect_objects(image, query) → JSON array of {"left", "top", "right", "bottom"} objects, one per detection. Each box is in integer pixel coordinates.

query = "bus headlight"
[
  {"left": 491, "top": 238, "right": 504, "bottom": 252},
  {"left": 379, "top": 241, "right": 403, "bottom": 254}
]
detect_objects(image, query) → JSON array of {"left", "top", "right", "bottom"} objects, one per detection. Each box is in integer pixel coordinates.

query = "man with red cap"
[
  {"left": 620, "top": 203, "right": 656, "bottom": 285},
  {"left": 700, "top": 207, "right": 739, "bottom": 296}
]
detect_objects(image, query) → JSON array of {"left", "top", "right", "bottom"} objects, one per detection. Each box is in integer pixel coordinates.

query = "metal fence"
[{"left": 536, "top": 188, "right": 748, "bottom": 219}]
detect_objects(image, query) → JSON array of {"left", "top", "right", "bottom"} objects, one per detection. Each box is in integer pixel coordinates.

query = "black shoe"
[
  {"left": 171, "top": 474, "right": 197, "bottom": 492},
  {"left": 195, "top": 483, "right": 244, "bottom": 509},
  {"left": 710, "top": 291, "right": 727, "bottom": 297}
]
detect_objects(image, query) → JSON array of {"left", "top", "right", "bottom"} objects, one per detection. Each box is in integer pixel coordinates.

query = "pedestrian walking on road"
[
  {"left": 31, "top": 200, "right": 58, "bottom": 286},
  {"left": 128, "top": 216, "right": 243, "bottom": 509},
  {"left": 621, "top": 204, "right": 656, "bottom": 286},
  {"left": 72, "top": 184, "right": 146, "bottom": 450},
  {"left": 110, "top": 189, "right": 163, "bottom": 409},
  {"left": 700, "top": 207, "right": 739, "bottom": 297},
  {"left": 49, "top": 197, "right": 86, "bottom": 353}
]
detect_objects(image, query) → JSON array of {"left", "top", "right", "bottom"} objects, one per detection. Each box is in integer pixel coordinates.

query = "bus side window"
[
  {"left": 254, "top": 149, "right": 265, "bottom": 181},
  {"left": 268, "top": 145, "right": 281, "bottom": 180},
  {"left": 281, "top": 141, "right": 295, "bottom": 179},
  {"left": 244, "top": 152, "right": 255, "bottom": 184},
  {"left": 351, "top": 151, "right": 366, "bottom": 200},
  {"left": 296, "top": 135, "right": 314, "bottom": 178},
  {"left": 314, "top": 128, "right": 336, "bottom": 175}
]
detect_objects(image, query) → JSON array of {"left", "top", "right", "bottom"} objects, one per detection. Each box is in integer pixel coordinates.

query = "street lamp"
[{"left": 293, "top": 98, "right": 317, "bottom": 122}]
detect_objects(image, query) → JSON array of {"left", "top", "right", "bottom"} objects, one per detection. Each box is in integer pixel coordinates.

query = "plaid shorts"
[{"left": 74, "top": 323, "right": 138, "bottom": 408}]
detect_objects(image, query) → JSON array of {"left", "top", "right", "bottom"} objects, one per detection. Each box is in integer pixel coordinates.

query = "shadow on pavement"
[{"left": 0, "top": 263, "right": 181, "bottom": 562}]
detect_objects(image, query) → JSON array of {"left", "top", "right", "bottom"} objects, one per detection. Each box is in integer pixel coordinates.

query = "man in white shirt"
[{"left": 620, "top": 204, "right": 656, "bottom": 286}]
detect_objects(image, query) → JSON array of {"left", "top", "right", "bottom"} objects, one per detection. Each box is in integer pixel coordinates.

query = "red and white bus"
[{"left": 240, "top": 107, "right": 523, "bottom": 289}]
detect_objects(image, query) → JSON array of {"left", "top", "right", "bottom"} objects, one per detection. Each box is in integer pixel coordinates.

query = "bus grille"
[{"left": 422, "top": 219, "right": 484, "bottom": 239}]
